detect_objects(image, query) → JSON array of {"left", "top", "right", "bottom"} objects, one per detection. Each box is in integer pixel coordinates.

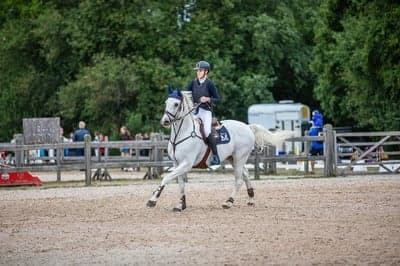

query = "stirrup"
[{"left": 209, "top": 154, "right": 220, "bottom": 166}]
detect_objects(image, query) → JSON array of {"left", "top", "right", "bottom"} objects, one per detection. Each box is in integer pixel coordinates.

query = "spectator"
[
  {"left": 120, "top": 126, "right": 133, "bottom": 156},
  {"left": 7, "top": 134, "right": 17, "bottom": 164},
  {"left": 60, "top": 127, "right": 69, "bottom": 142},
  {"left": 66, "top": 132, "right": 74, "bottom": 156},
  {"left": 120, "top": 126, "right": 133, "bottom": 171},
  {"left": 308, "top": 121, "right": 324, "bottom": 174},
  {"left": 73, "top": 121, "right": 91, "bottom": 156},
  {"left": 68, "top": 132, "right": 74, "bottom": 142},
  {"left": 60, "top": 127, "right": 70, "bottom": 157},
  {"left": 135, "top": 132, "right": 143, "bottom": 141},
  {"left": 140, "top": 132, "right": 150, "bottom": 156},
  {"left": 0, "top": 150, "right": 5, "bottom": 166},
  {"left": 94, "top": 131, "right": 107, "bottom": 157},
  {"left": 312, "top": 110, "right": 324, "bottom": 127}
]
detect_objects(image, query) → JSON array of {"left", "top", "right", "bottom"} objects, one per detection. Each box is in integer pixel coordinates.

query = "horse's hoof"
[
  {"left": 222, "top": 197, "right": 234, "bottom": 209},
  {"left": 172, "top": 207, "right": 183, "bottom": 212},
  {"left": 172, "top": 203, "right": 186, "bottom": 212},
  {"left": 147, "top": 200, "right": 156, "bottom": 208},
  {"left": 222, "top": 203, "right": 231, "bottom": 209},
  {"left": 222, "top": 201, "right": 233, "bottom": 209}
]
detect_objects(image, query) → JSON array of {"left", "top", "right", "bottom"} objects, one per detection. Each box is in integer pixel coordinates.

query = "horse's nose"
[
  {"left": 160, "top": 115, "right": 170, "bottom": 127},
  {"left": 161, "top": 120, "right": 170, "bottom": 126}
]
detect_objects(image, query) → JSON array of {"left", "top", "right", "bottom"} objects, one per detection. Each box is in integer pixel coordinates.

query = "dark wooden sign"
[{"left": 23, "top": 117, "right": 60, "bottom": 144}]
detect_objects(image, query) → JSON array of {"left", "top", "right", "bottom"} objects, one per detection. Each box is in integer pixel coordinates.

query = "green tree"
[
  {"left": 312, "top": 0, "right": 400, "bottom": 130},
  {"left": 0, "top": 2, "right": 76, "bottom": 140},
  {"left": 0, "top": 0, "right": 321, "bottom": 141},
  {"left": 58, "top": 55, "right": 140, "bottom": 135}
]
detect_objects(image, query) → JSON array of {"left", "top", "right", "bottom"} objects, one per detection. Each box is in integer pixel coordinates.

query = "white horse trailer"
[{"left": 248, "top": 101, "right": 310, "bottom": 155}]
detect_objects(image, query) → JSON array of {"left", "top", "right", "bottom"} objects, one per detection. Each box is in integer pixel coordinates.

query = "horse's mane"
[{"left": 181, "top": 91, "right": 195, "bottom": 113}]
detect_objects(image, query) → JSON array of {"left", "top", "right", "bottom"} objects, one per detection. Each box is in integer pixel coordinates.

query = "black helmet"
[{"left": 194, "top": 60, "right": 210, "bottom": 72}]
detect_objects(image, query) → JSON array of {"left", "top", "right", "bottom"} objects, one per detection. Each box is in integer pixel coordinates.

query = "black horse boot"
[{"left": 207, "top": 134, "right": 220, "bottom": 166}]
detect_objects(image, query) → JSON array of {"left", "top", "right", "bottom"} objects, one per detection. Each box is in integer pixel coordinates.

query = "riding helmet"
[{"left": 194, "top": 60, "right": 210, "bottom": 72}]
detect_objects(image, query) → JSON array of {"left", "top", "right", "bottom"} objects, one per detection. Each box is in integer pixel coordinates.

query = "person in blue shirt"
[
  {"left": 73, "top": 121, "right": 91, "bottom": 156},
  {"left": 312, "top": 110, "right": 324, "bottom": 127},
  {"left": 309, "top": 120, "right": 323, "bottom": 174},
  {"left": 187, "top": 60, "right": 221, "bottom": 166}
]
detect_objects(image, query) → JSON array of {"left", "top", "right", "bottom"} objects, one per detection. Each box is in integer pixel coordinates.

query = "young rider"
[{"left": 186, "top": 60, "right": 221, "bottom": 166}]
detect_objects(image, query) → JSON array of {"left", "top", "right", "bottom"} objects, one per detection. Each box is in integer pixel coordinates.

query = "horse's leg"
[
  {"left": 222, "top": 159, "right": 245, "bottom": 209},
  {"left": 172, "top": 174, "right": 187, "bottom": 212},
  {"left": 147, "top": 162, "right": 191, "bottom": 208},
  {"left": 242, "top": 166, "right": 255, "bottom": 206}
]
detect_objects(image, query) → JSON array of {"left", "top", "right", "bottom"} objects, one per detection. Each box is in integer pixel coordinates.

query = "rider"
[{"left": 187, "top": 60, "right": 221, "bottom": 166}]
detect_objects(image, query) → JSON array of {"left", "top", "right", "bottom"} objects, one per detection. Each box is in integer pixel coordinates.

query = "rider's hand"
[{"left": 200, "top": 96, "right": 210, "bottom": 103}]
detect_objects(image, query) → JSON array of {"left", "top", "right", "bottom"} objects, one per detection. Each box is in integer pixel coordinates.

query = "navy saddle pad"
[{"left": 215, "top": 125, "right": 230, "bottom": 144}]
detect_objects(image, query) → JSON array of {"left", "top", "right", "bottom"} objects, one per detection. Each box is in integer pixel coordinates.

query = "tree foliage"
[
  {"left": 3, "top": 0, "right": 398, "bottom": 141},
  {"left": 312, "top": 0, "right": 400, "bottom": 130}
]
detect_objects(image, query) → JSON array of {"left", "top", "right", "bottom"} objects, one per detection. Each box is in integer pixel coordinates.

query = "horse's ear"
[{"left": 168, "top": 84, "right": 174, "bottom": 94}]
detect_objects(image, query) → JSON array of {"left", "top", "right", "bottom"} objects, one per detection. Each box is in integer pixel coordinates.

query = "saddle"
[
  {"left": 193, "top": 118, "right": 231, "bottom": 169},
  {"left": 198, "top": 117, "right": 228, "bottom": 144}
]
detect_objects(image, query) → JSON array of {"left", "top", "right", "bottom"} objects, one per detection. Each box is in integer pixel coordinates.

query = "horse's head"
[{"left": 160, "top": 86, "right": 184, "bottom": 128}]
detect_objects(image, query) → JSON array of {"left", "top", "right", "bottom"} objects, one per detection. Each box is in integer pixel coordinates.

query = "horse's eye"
[{"left": 174, "top": 103, "right": 179, "bottom": 108}]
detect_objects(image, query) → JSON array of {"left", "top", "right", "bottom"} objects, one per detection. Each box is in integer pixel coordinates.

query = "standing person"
[
  {"left": 120, "top": 126, "right": 132, "bottom": 156},
  {"left": 140, "top": 132, "right": 150, "bottom": 156},
  {"left": 308, "top": 120, "right": 324, "bottom": 174},
  {"left": 73, "top": 121, "right": 90, "bottom": 156},
  {"left": 68, "top": 132, "right": 74, "bottom": 142},
  {"left": 312, "top": 110, "right": 324, "bottom": 127},
  {"left": 187, "top": 60, "right": 221, "bottom": 166},
  {"left": 60, "top": 127, "right": 70, "bottom": 157},
  {"left": 60, "top": 127, "right": 69, "bottom": 142},
  {"left": 66, "top": 132, "right": 74, "bottom": 156},
  {"left": 94, "top": 131, "right": 106, "bottom": 157},
  {"left": 120, "top": 126, "right": 133, "bottom": 171},
  {"left": 7, "top": 134, "right": 17, "bottom": 164}
]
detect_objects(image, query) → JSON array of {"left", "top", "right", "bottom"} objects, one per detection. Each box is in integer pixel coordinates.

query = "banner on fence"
[{"left": 23, "top": 117, "right": 60, "bottom": 144}]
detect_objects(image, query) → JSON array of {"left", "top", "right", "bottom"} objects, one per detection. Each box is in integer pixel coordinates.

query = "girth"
[{"left": 192, "top": 147, "right": 211, "bottom": 169}]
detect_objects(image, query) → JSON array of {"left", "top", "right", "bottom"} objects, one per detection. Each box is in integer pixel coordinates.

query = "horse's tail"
[
  {"left": 249, "top": 124, "right": 293, "bottom": 150},
  {"left": 248, "top": 124, "right": 271, "bottom": 149}
]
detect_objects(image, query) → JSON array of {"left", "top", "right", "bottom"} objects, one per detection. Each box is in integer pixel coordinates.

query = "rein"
[
  {"left": 164, "top": 102, "right": 200, "bottom": 124},
  {"left": 166, "top": 100, "right": 202, "bottom": 156}
]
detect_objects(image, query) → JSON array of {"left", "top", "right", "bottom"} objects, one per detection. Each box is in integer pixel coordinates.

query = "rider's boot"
[{"left": 207, "top": 134, "right": 221, "bottom": 166}]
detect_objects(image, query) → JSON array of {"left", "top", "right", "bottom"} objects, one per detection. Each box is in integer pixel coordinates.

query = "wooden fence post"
[
  {"left": 323, "top": 124, "right": 335, "bottom": 176},
  {"left": 56, "top": 143, "right": 61, "bottom": 182},
  {"left": 151, "top": 133, "right": 164, "bottom": 178},
  {"left": 304, "top": 130, "right": 310, "bottom": 174},
  {"left": 15, "top": 134, "right": 24, "bottom": 168},
  {"left": 84, "top": 134, "right": 91, "bottom": 185},
  {"left": 254, "top": 150, "right": 260, "bottom": 180},
  {"left": 266, "top": 145, "right": 277, "bottom": 174},
  {"left": 333, "top": 130, "right": 338, "bottom": 174},
  {"left": 144, "top": 133, "right": 164, "bottom": 179}
]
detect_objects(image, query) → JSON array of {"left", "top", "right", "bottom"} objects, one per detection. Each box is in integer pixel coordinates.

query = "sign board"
[{"left": 23, "top": 117, "right": 60, "bottom": 144}]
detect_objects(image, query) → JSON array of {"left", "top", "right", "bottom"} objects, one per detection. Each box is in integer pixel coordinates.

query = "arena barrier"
[{"left": 1, "top": 126, "right": 399, "bottom": 185}]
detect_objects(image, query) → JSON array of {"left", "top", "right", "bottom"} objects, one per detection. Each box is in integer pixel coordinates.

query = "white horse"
[{"left": 146, "top": 88, "right": 284, "bottom": 211}]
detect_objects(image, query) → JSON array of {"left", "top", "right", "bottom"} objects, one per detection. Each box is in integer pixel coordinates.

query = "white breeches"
[{"left": 196, "top": 108, "right": 212, "bottom": 136}]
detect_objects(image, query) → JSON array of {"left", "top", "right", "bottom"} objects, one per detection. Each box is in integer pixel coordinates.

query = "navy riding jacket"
[{"left": 186, "top": 78, "right": 220, "bottom": 111}]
